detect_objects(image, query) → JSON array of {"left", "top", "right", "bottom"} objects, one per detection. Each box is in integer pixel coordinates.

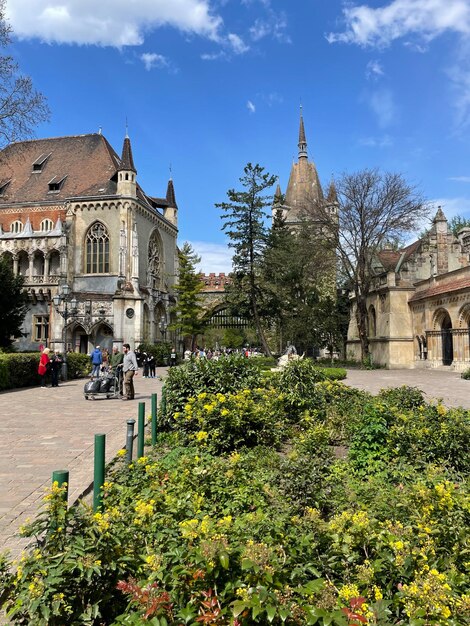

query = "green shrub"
[
  {"left": 163, "top": 354, "right": 262, "bottom": 420},
  {"left": 387, "top": 403, "right": 470, "bottom": 472},
  {"left": 321, "top": 367, "right": 347, "bottom": 381},
  {"left": 170, "top": 387, "right": 285, "bottom": 452},
  {"left": 0, "top": 356, "right": 9, "bottom": 390},
  {"left": 276, "top": 359, "right": 328, "bottom": 421},
  {"left": 378, "top": 385, "right": 426, "bottom": 410},
  {"left": 461, "top": 367, "right": 470, "bottom": 380},
  {"left": 66, "top": 352, "right": 90, "bottom": 379},
  {"left": 138, "top": 342, "right": 171, "bottom": 366}
]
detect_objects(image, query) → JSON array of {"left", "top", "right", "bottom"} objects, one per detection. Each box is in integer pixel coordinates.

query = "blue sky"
[{"left": 5, "top": 0, "right": 470, "bottom": 272}]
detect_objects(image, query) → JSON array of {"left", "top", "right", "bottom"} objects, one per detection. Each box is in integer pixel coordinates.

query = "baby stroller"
[{"left": 84, "top": 366, "right": 121, "bottom": 400}]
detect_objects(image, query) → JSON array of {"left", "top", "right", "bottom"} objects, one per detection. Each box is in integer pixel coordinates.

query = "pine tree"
[
  {"left": 170, "top": 242, "right": 205, "bottom": 351},
  {"left": 217, "top": 163, "right": 277, "bottom": 356},
  {"left": 0, "top": 256, "right": 29, "bottom": 349}
]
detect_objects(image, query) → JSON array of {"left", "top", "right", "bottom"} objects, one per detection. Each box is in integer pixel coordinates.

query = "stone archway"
[{"left": 440, "top": 311, "right": 453, "bottom": 366}]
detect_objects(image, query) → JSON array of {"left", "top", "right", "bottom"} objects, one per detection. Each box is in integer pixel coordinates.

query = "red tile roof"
[{"left": 409, "top": 275, "right": 470, "bottom": 302}]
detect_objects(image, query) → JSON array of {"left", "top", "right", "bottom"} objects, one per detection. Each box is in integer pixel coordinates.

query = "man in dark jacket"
[{"left": 50, "top": 349, "right": 63, "bottom": 387}]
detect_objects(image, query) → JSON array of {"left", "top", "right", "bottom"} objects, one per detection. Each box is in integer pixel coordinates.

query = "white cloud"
[
  {"left": 249, "top": 11, "right": 290, "bottom": 43},
  {"left": 247, "top": 100, "right": 256, "bottom": 113},
  {"left": 227, "top": 32, "right": 249, "bottom": 54},
  {"left": 366, "top": 89, "right": 397, "bottom": 127},
  {"left": 366, "top": 59, "right": 384, "bottom": 80},
  {"left": 449, "top": 176, "right": 470, "bottom": 183},
  {"left": 359, "top": 134, "right": 393, "bottom": 148},
  {"left": 187, "top": 241, "right": 232, "bottom": 274},
  {"left": 6, "top": 0, "right": 223, "bottom": 47},
  {"left": 326, "top": 0, "right": 470, "bottom": 48},
  {"left": 140, "top": 52, "right": 169, "bottom": 71}
]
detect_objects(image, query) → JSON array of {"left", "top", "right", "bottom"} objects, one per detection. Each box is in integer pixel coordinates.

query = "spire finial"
[
  {"left": 298, "top": 105, "right": 307, "bottom": 160},
  {"left": 125, "top": 117, "right": 129, "bottom": 139},
  {"left": 169, "top": 163, "right": 172, "bottom": 180}
]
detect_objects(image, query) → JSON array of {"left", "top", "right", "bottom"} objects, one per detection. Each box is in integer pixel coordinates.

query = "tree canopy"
[{"left": 0, "top": 256, "right": 29, "bottom": 349}]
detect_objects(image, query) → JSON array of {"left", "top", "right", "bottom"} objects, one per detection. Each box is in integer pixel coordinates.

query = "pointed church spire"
[
  {"left": 166, "top": 178, "right": 177, "bottom": 208},
  {"left": 327, "top": 179, "right": 338, "bottom": 204},
  {"left": 298, "top": 105, "right": 308, "bottom": 160},
  {"left": 119, "top": 135, "right": 136, "bottom": 173}
]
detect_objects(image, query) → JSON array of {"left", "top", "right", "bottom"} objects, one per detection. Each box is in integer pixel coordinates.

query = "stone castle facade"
[
  {"left": 347, "top": 208, "right": 470, "bottom": 369},
  {"left": 0, "top": 132, "right": 178, "bottom": 353}
]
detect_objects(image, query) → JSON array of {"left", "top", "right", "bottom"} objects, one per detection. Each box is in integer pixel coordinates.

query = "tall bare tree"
[
  {"left": 0, "top": 1, "right": 49, "bottom": 146},
  {"left": 314, "top": 169, "right": 429, "bottom": 361}
]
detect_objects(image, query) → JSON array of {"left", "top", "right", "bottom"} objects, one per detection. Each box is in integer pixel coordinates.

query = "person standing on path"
[
  {"left": 90, "top": 345, "right": 102, "bottom": 379},
  {"left": 110, "top": 345, "right": 124, "bottom": 395},
  {"left": 49, "top": 349, "right": 63, "bottom": 387},
  {"left": 122, "top": 343, "right": 138, "bottom": 400},
  {"left": 38, "top": 347, "right": 50, "bottom": 388},
  {"left": 170, "top": 347, "right": 177, "bottom": 367}
]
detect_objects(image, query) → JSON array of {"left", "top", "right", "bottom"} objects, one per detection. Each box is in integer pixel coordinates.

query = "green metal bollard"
[
  {"left": 93, "top": 434, "right": 106, "bottom": 512},
  {"left": 151, "top": 392, "right": 158, "bottom": 445},
  {"left": 52, "top": 469, "right": 69, "bottom": 504},
  {"left": 137, "top": 402, "right": 145, "bottom": 458},
  {"left": 126, "top": 419, "right": 136, "bottom": 464},
  {"left": 161, "top": 384, "right": 166, "bottom": 418}
]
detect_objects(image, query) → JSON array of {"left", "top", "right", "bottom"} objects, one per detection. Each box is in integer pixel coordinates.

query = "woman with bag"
[{"left": 38, "top": 347, "right": 51, "bottom": 388}]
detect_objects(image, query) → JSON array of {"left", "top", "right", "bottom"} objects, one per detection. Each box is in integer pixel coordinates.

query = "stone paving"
[
  {"left": 0, "top": 371, "right": 166, "bottom": 559},
  {"left": 345, "top": 367, "right": 470, "bottom": 408}
]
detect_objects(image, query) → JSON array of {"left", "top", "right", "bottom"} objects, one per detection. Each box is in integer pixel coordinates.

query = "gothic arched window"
[
  {"left": 85, "top": 222, "right": 109, "bottom": 274},
  {"left": 40, "top": 218, "right": 54, "bottom": 232},
  {"left": 10, "top": 220, "right": 23, "bottom": 233},
  {"left": 148, "top": 232, "right": 162, "bottom": 289}
]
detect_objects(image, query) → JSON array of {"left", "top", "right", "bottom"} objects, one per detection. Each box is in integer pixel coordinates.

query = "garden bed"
[{"left": 1, "top": 357, "right": 469, "bottom": 625}]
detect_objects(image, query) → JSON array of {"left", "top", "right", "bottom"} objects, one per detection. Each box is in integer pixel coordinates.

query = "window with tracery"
[
  {"left": 85, "top": 222, "right": 109, "bottom": 273},
  {"left": 10, "top": 220, "right": 23, "bottom": 233},
  {"left": 40, "top": 219, "right": 54, "bottom": 232},
  {"left": 148, "top": 232, "right": 161, "bottom": 289}
]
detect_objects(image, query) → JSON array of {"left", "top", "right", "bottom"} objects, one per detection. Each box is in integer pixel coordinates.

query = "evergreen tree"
[
  {"left": 217, "top": 163, "right": 277, "bottom": 356},
  {"left": 0, "top": 256, "right": 29, "bottom": 349},
  {"left": 170, "top": 242, "right": 205, "bottom": 351}
]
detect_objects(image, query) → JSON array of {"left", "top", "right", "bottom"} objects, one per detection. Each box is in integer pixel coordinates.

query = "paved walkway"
[
  {"left": 345, "top": 367, "right": 470, "bottom": 408},
  {"left": 0, "top": 371, "right": 166, "bottom": 559}
]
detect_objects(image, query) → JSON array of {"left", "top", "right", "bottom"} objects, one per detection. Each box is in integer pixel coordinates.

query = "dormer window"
[
  {"left": 0, "top": 179, "right": 10, "bottom": 196},
  {"left": 48, "top": 175, "right": 66, "bottom": 192},
  {"left": 10, "top": 220, "right": 23, "bottom": 233},
  {"left": 32, "top": 153, "right": 51, "bottom": 173}
]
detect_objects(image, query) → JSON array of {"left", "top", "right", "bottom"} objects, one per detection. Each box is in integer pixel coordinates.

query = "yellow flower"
[{"left": 195, "top": 430, "right": 208, "bottom": 442}]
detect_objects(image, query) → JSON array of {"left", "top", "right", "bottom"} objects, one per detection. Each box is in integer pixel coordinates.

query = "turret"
[
  {"left": 163, "top": 178, "right": 178, "bottom": 226},
  {"left": 298, "top": 105, "right": 308, "bottom": 160},
  {"left": 116, "top": 134, "right": 137, "bottom": 198}
]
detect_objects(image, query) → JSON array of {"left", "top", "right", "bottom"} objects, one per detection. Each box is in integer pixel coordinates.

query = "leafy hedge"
[
  {"left": 0, "top": 352, "right": 90, "bottom": 391},
  {"left": 1, "top": 364, "right": 470, "bottom": 625}
]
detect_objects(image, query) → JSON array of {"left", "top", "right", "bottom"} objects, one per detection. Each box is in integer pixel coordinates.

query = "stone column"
[
  {"left": 13, "top": 253, "right": 18, "bottom": 276},
  {"left": 44, "top": 254, "right": 50, "bottom": 281},
  {"left": 28, "top": 252, "right": 34, "bottom": 281}
]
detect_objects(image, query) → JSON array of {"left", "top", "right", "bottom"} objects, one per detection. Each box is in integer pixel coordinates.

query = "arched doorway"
[
  {"left": 72, "top": 323, "right": 89, "bottom": 354},
  {"left": 93, "top": 323, "right": 114, "bottom": 353},
  {"left": 441, "top": 312, "right": 453, "bottom": 366}
]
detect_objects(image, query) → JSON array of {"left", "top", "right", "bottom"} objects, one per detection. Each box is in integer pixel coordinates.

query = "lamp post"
[{"left": 53, "top": 283, "right": 78, "bottom": 381}]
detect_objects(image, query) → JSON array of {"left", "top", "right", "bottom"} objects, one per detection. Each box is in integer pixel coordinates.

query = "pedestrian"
[
  {"left": 90, "top": 345, "right": 102, "bottom": 379},
  {"left": 122, "top": 343, "right": 138, "bottom": 400},
  {"left": 50, "top": 349, "right": 63, "bottom": 387},
  {"left": 170, "top": 347, "right": 177, "bottom": 367},
  {"left": 110, "top": 345, "right": 124, "bottom": 394},
  {"left": 38, "top": 347, "right": 50, "bottom": 388},
  {"left": 142, "top": 352, "right": 149, "bottom": 378},
  {"left": 148, "top": 353, "right": 156, "bottom": 378}
]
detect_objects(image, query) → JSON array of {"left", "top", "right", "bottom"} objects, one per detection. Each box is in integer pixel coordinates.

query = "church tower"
[
  {"left": 117, "top": 133, "right": 137, "bottom": 198},
  {"left": 282, "top": 106, "right": 324, "bottom": 225}
]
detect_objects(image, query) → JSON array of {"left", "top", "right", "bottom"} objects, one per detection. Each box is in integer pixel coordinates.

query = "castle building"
[
  {"left": 0, "top": 132, "right": 179, "bottom": 353},
  {"left": 347, "top": 208, "right": 470, "bottom": 369}
]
